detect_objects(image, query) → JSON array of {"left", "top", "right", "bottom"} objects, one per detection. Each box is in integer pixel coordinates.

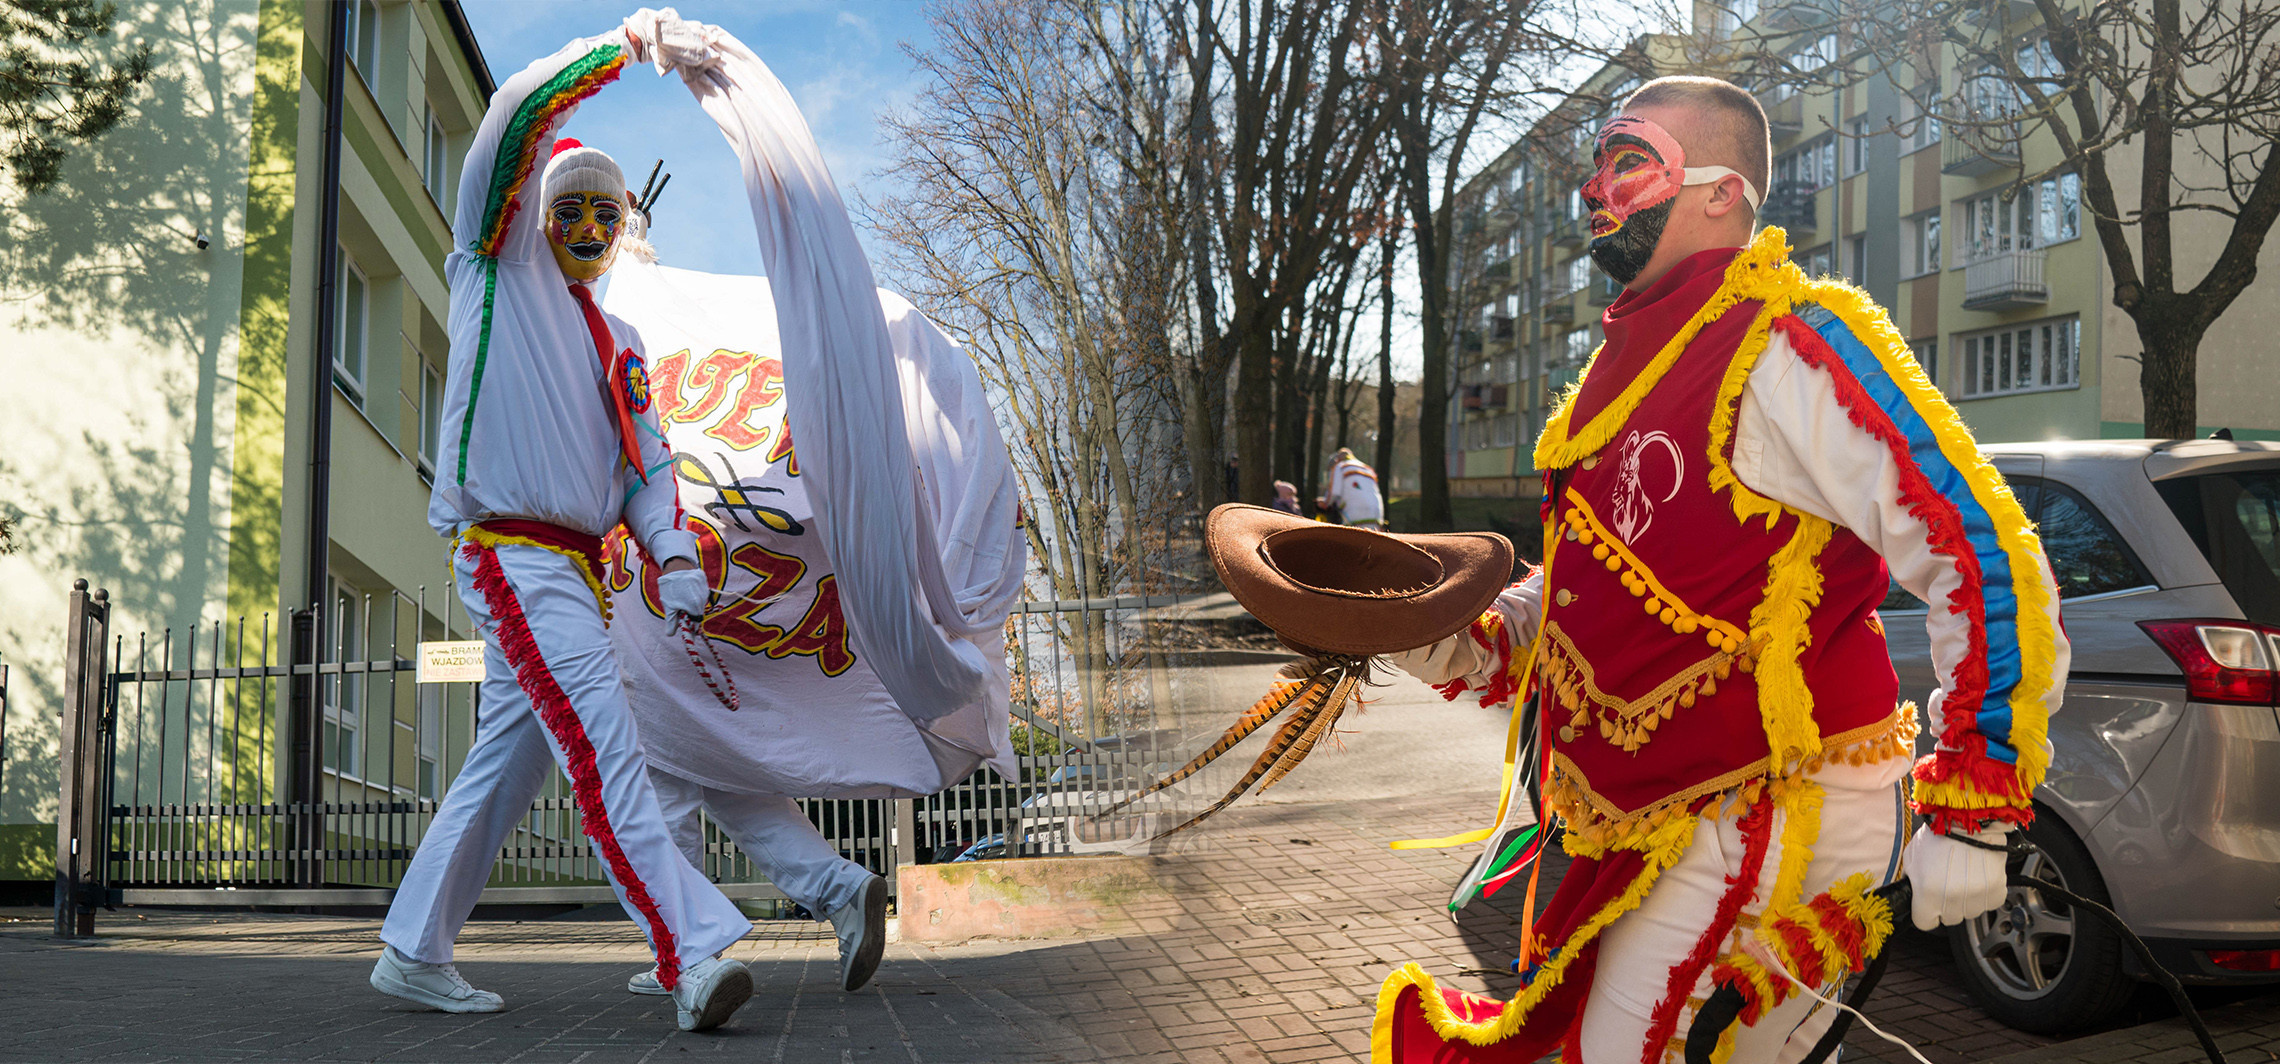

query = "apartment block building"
[
  {"left": 1448, "top": 6, "right": 2280, "bottom": 499},
  {"left": 0, "top": 0, "right": 493, "bottom": 883}
]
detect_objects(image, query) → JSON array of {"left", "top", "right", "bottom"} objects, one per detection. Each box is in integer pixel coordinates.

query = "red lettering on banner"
[
  {"left": 769, "top": 574, "right": 855, "bottom": 676},
  {"left": 703, "top": 542, "right": 808, "bottom": 653},
  {"left": 763, "top": 414, "right": 800, "bottom": 475},
  {"left": 659, "top": 349, "right": 751, "bottom": 429},
  {"left": 703, "top": 356, "right": 785, "bottom": 452},
  {"left": 601, "top": 527, "right": 637, "bottom": 594}
]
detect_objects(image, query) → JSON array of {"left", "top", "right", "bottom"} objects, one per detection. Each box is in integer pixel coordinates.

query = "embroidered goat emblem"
[{"left": 1609, "top": 430, "right": 1683, "bottom": 543}]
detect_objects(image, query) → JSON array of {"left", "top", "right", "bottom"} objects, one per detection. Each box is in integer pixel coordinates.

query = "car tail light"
[
  {"left": 2207, "top": 948, "right": 2280, "bottom": 972},
  {"left": 2137, "top": 619, "right": 2280, "bottom": 706}
]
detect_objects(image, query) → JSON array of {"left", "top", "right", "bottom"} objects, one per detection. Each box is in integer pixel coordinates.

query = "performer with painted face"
[
  {"left": 1353, "top": 76, "right": 2067, "bottom": 1062},
  {"left": 370, "top": 26, "right": 757, "bottom": 1033}
]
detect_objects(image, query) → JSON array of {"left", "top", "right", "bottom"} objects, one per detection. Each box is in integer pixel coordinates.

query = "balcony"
[
  {"left": 1489, "top": 314, "right": 1516, "bottom": 341},
  {"left": 1541, "top": 300, "right": 1576, "bottom": 324},
  {"left": 1759, "top": 179, "right": 1818, "bottom": 233},
  {"left": 1764, "top": 93, "right": 1805, "bottom": 141},
  {"left": 1552, "top": 216, "right": 1589, "bottom": 248},
  {"left": 1942, "top": 123, "right": 2021, "bottom": 176},
  {"left": 1961, "top": 248, "right": 2048, "bottom": 310}
]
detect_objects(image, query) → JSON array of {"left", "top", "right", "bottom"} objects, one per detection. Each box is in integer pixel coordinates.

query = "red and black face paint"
[
  {"left": 1578, "top": 115, "right": 1765, "bottom": 287},
  {"left": 1580, "top": 116, "right": 1686, "bottom": 286}
]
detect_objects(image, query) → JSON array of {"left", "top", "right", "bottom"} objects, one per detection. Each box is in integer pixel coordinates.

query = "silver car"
[{"left": 1882, "top": 438, "right": 2280, "bottom": 1033}]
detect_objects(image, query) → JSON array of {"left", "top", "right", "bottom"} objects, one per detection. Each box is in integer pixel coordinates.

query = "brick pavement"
[{"left": 1, "top": 788, "right": 2273, "bottom": 1062}]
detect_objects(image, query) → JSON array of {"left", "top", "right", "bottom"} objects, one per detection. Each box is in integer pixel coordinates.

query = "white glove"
[
  {"left": 1382, "top": 632, "right": 1496, "bottom": 686},
  {"left": 657, "top": 567, "right": 710, "bottom": 622},
  {"left": 1901, "top": 824, "right": 2012, "bottom": 931},
  {"left": 623, "top": 8, "right": 718, "bottom": 75}
]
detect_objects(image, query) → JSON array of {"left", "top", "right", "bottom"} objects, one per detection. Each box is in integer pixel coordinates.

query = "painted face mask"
[
  {"left": 546, "top": 192, "right": 625, "bottom": 282},
  {"left": 1580, "top": 115, "right": 1764, "bottom": 287}
]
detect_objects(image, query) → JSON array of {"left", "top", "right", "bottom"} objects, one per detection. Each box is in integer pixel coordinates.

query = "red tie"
[{"left": 567, "top": 282, "right": 648, "bottom": 483}]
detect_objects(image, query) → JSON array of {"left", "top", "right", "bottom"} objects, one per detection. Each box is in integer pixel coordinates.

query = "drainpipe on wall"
[{"left": 292, "top": 0, "right": 348, "bottom": 886}]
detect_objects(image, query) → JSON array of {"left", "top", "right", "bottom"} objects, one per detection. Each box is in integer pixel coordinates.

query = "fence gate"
[{"left": 55, "top": 583, "right": 1214, "bottom": 936}]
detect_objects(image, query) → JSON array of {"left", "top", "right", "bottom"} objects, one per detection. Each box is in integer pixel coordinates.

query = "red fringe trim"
[
  {"left": 464, "top": 541, "right": 682, "bottom": 990},
  {"left": 1809, "top": 895, "right": 1867, "bottom": 969},
  {"left": 1912, "top": 795, "right": 2036, "bottom": 836},
  {"left": 1780, "top": 317, "right": 1997, "bottom": 767},
  {"left": 1711, "top": 960, "right": 1771, "bottom": 1027},
  {"left": 1641, "top": 797, "right": 1774, "bottom": 1061}
]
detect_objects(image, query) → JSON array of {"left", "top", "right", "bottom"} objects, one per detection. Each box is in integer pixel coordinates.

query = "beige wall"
[{"left": 0, "top": 0, "right": 264, "bottom": 832}]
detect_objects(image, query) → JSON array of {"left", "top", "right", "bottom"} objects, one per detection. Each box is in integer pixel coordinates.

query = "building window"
[
  {"left": 323, "top": 579, "right": 365, "bottom": 780},
  {"left": 422, "top": 102, "right": 450, "bottom": 212},
  {"left": 1904, "top": 210, "right": 1941, "bottom": 277},
  {"left": 1565, "top": 254, "right": 1591, "bottom": 297},
  {"left": 1774, "top": 135, "right": 1839, "bottom": 194},
  {"left": 335, "top": 248, "right": 368, "bottom": 406},
  {"left": 1960, "top": 173, "right": 2079, "bottom": 261},
  {"left": 1845, "top": 235, "right": 1867, "bottom": 286},
  {"left": 1800, "top": 244, "right": 1835, "bottom": 277},
  {"left": 1903, "top": 86, "right": 1942, "bottom": 153},
  {"left": 419, "top": 361, "right": 442, "bottom": 473},
  {"left": 1959, "top": 316, "right": 2079, "bottom": 398},
  {"left": 344, "top": 0, "right": 379, "bottom": 82},
  {"left": 1845, "top": 117, "right": 1868, "bottom": 176},
  {"left": 1912, "top": 338, "right": 1938, "bottom": 389},
  {"left": 1563, "top": 327, "right": 1594, "bottom": 364}
]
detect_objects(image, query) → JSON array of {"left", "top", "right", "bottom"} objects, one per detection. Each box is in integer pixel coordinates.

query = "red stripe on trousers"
[
  {"left": 464, "top": 540, "right": 682, "bottom": 990},
  {"left": 1640, "top": 798, "right": 1775, "bottom": 1062}
]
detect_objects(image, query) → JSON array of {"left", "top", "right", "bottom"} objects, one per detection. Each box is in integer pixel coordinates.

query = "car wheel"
[{"left": 1946, "top": 811, "right": 2135, "bottom": 1034}]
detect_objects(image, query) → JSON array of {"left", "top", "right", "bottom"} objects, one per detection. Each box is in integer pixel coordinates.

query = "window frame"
[
  {"left": 322, "top": 577, "right": 366, "bottom": 782},
  {"left": 1903, "top": 209, "right": 1942, "bottom": 278},
  {"left": 418, "top": 359, "right": 443, "bottom": 475},
  {"left": 1957, "top": 315, "right": 2081, "bottom": 399},
  {"left": 334, "top": 248, "right": 369, "bottom": 407},
  {"left": 1845, "top": 116, "right": 1869, "bottom": 176},
  {"left": 345, "top": 0, "right": 379, "bottom": 84}
]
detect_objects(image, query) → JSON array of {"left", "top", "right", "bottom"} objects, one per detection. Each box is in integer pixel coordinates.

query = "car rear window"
[{"left": 2155, "top": 468, "right": 2280, "bottom": 625}]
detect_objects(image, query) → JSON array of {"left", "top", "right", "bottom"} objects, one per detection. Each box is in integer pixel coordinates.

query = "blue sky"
[{"left": 458, "top": 1, "right": 938, "bottom": 277}]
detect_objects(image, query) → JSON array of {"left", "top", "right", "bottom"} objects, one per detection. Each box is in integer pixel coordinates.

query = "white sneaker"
[
  {"left": 669, "top": 954, "right": 753, "bottom": 1032},
  {"left": 370, "top": 945, "right": 505, "bottom": 1013},
  {"left": 828, "top": 875, "right": 888, "bottom": 992},
  {"left": 626, "top": 966, "right": 669, "bottom": 996}
]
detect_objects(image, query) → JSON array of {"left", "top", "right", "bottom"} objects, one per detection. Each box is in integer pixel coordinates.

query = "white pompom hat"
[{"left": 540, "top": 138, "right": 625, "bottom": 205}]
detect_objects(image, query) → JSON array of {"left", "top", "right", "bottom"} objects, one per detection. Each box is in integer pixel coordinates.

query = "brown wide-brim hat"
[{"left": 1206, "top": 504, "right": 1514, "bottom": 656}]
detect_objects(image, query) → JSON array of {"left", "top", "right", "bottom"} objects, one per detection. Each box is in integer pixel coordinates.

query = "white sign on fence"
[{"left": 416, "top": 641, "right": 487, "bottom": 684}]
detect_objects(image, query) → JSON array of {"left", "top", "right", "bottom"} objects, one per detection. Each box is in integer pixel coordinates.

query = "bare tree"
[
  {"left": 870, "top": 0, "right": 1187, "bottom": 603},
  {"left": 1745, "top": 0, "right": 2280, "bottom": 438},
  {"left": 1169, "top": 0, "right": 1396, "bottom": 507},
  {"left": 1378, "top": 0, "right": 1540, "bottom": 530}
]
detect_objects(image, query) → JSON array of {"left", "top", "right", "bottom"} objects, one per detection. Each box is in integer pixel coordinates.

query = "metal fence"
[{"left": 55, "top": 581, "right": 1212, "bottom": 934}]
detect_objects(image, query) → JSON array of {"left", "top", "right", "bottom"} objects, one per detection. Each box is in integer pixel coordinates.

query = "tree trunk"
[{"left": 1376, "top": 230, "right": 1397, "bottom": 489}]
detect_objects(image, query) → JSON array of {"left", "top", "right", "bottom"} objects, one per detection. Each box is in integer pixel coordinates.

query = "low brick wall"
[{"left": 895, "top": 855, "right": 1173, "bottom": 944}]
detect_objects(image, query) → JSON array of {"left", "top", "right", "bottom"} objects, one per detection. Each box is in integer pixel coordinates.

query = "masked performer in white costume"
[
  {"left": 592, "top": 227, "right": 1023, "bottom": 998},
  {"left": 370, "top": 26, "right": 756, "bottom": 1033}
]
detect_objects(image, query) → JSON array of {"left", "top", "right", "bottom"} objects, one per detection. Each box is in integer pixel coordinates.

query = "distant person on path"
[
  {"left": 1270, "top": 480, "right": 1304, "bottom": 515},
  {"left": 1316, "top": 447, "right": 1384, "bottom": 528},
  {"left": 372, "top": 24, "right": 754, "bottom": 1033}
]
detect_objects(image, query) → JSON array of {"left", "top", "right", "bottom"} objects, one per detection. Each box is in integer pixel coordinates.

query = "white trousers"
[
  {"left": 380, "top": 542, "right": 751, "bottom": 985},
  {"left": 647, "top": 765, "right": 876, "bottom": 917},
  {"left": 1579, "top": 755, "right": 1913, "bottom": 1064}
]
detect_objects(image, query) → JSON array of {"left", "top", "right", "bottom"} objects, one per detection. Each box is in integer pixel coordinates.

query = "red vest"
[{"left": 1537, "top": 250, "right": 1897, "bottom": 835}]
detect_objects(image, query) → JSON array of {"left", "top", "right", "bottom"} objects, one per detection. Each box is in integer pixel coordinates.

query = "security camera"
[{"left": 193, "top": 231, "right": 210, "bottom": 250}]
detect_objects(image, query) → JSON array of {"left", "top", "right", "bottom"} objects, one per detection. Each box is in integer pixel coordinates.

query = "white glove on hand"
[
  {"left": 1901, "top": 824, "right": 2012, "bottom": 931},
  {"left": 623, "top": 7, "right": 717, "bottom": 75},
  {"left": 657, "top": 567, "right": 710, "bottom": 622}
]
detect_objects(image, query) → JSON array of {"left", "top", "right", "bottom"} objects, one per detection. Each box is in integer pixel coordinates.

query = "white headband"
[{"left": 1681, "top": 165, "right": 1764, "bottom": 213}]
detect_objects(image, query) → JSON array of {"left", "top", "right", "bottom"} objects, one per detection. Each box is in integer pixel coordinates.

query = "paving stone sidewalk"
[{"left": 1, "top": 788, "right": 2272, "bottom": 1062}]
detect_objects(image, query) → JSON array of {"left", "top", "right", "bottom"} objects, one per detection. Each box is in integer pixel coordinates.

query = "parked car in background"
[{"left": 1882, "top": 438, "right": 2280, "bottom": 1033}]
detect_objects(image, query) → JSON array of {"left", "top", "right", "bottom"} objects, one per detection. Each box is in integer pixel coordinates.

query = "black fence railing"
[{"left": 57, "top": 581, "right": 1217, "bottom": 933}]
